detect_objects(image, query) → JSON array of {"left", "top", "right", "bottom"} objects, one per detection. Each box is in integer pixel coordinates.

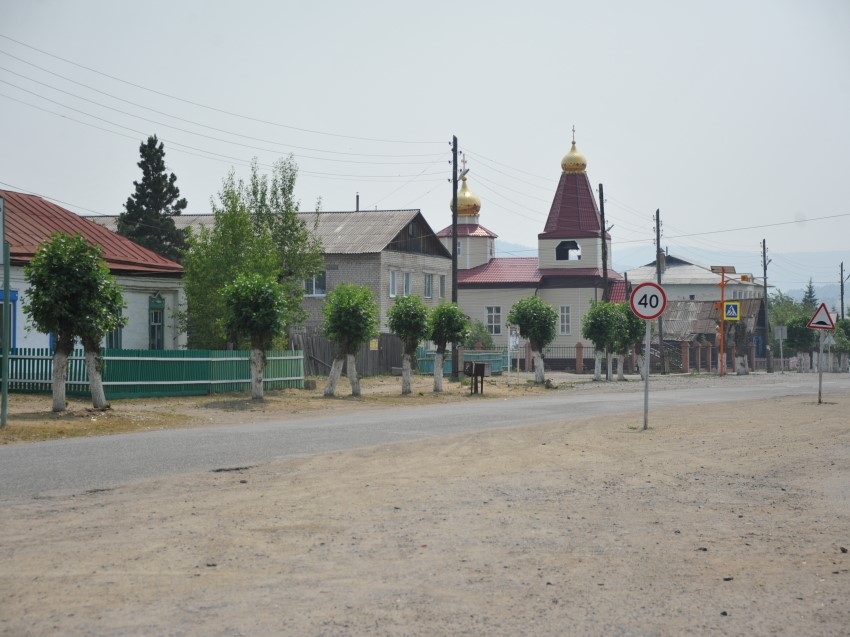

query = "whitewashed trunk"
[
  {"left": 593, "top": 351, "right": 602, "bottom": 381},
  {"left": 606, "top": 351, "right": 613, "bottom": 382},
  {"left": 323, "top": 357, "right": 345, "bottom": 396},
  {"left": 52, "top": 350, "right": 68, "bottom": 412},
  {"left": 734, "top": 355, "right": 749, "bottom": 375},
  {"left": 401, "top": 353, "right": 412, "bottom": 395},
  {"left": 616, "top": 354, "right": 625, "bottom": 381},
  {"left": 433, "top": 352, "right": 444, "bottom": 393},
  {"left": 638, "top": 353, "right": 647, "bottom": 381},
  {"left": 250, "top": 348, "right": 264, "bottom": 400},
  {"left": 532, "top": 350, "right": 545, "bottom": 385},
  {"left": 347, "top": 354, "right": 361, "bottom": 396},
  {"left": 84, "top": 350, "right": 108, "bottom": 409}
]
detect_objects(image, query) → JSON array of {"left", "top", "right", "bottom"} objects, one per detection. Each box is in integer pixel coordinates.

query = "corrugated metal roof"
[
  {"left": 662, "top": 299, "right": 763, "bottom": 341},
  {"left": 88, "top": 209, "right": 446, "bottom": 256},
  {"left": 1, "top": 189, "right": 182, "bottom": 275},
  {"left": 628, "top": 255, "right": 759, "bottom": 287},
  {"left": 539, "top": 171, "right": 606, "bottom": 240}
]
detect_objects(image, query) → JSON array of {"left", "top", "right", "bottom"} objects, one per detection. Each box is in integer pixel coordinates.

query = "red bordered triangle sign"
[{"left": 807, "top": 303, "right": 835, "bottom": 330}]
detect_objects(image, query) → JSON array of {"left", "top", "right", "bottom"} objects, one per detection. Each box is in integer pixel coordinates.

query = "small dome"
[
  {"left": 561, "top": 140, "right": 587, "bottom": 173},
  {"left": 455, "top": 175, "right": 481, "bottom": 215}
]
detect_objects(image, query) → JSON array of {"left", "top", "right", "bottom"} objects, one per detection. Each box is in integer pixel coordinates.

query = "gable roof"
[
  {"left": 1, "top": 189, "right": 182, "bottom": 275},
  {"left": 89, "top": 209, "right": 451, "bottom": 258},
  {"left": 539, "top": 171, "right": 606, "bottom": 240},
  {"left": 628, "top": 254, "right": 759, "bottom": 287},
  {"left": 435, "top": 222, "right": 498, "bottom": 239}
]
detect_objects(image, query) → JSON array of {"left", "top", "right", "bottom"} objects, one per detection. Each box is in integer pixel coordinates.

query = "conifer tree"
[
  {"left": 801, "top": 278, "right": 818, "bottom": 313},
  {"left": 118, "top": 135, "right": 188, "bottom": 262}
]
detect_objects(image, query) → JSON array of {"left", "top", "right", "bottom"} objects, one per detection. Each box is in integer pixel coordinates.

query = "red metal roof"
[
  {"left": 608, "top": 279, "right": 627, "bottom": 303},
  {"left": 436, "top": 223, "right": 498, "bottom": 239},
  {"left": 459, "top": 257, "right": 541, "bottom": 285},
  {"left": 1, "top": 189, "right": 182, "bottom": 275},
  {"left": 539, "top": 171, "right": 607, "bottom": 240}
]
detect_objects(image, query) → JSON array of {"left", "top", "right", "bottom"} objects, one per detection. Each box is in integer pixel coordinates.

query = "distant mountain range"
[{"left": 495, "top": 240, "right": 850, "bottom": 316}]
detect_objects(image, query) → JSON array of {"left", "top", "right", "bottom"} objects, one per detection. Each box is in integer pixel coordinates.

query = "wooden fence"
[
  {"left": 290, "top": 329, "right": 404, "bottom": 377},
  {"left": 8, "top": 348, "right": 304, "bottom": 399}
]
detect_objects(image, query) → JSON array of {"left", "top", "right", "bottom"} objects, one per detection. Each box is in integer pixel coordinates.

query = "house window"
[
  {"left": 555, "top": 240, "right": 581, "bottom": 261},
  {"left": 105, "top": 308, "right": 122, "bottom": 349},
  {"left": 389, "top": 271, "right": 398, "bottom": 298},
  {"left": 424, "top": 273, "right": 433, "bottom": 299},
  {"left": 439, "top": 275, "right": 446, "bottom": 298},
  {"left": 403, "top": 272, "right": 412, "bottom": 297},
  {"left": 304, "top": 271, "right": 327, "bottom": 297},
  {"left": 560, "top": 305, "right": 571, "bottom": 335},
  {"left": 0, "top": 290, "right": 18, "bottom": 350},
  {"left": 486, "top": 306, "right": 501, "bottom": 335},
  {"left": 457, "top": 240, "right": 462, "bottom": 257},
  {"left": 149, "top": 294, "right": 165, "bottom": 350}
]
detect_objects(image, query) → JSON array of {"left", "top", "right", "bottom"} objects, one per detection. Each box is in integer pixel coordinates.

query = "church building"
[{"left": 436, "top": 135, "right": 626, "bottom": 349}]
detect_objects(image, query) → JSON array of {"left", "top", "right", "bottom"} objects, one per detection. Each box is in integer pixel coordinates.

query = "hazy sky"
[{"left": 1, "top": 0, "right": 848, "bottom": 290}]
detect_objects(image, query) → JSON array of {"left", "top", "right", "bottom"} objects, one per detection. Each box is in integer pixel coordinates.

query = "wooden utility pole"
[
  {"left": 451, "top": 135, "right": 459, "bottom": 379},
  {"left": 654, "top": 209, "right": 666, "bottom": 374},
  {"left": 762, "top": 239, "right": 773, "bottom": 372},
  {"left": 599, "top": 183, "right": 608, "bottom": 301},
  {"left": 841, "top": 262, "right": 848, "bottom": 320}
]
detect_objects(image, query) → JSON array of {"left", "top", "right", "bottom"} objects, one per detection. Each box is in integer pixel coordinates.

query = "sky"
[{"left": 1, "top": 0, "right": 849, "bottom": 293}]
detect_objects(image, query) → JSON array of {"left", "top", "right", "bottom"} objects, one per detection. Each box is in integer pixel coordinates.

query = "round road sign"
[{"left": 630, "top": 281, "right": 667, "bottom": 320}]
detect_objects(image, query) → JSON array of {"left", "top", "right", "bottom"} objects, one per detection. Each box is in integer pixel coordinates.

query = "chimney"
[{"left": 356, "top": 192, "right": 360, "bottom": 211}]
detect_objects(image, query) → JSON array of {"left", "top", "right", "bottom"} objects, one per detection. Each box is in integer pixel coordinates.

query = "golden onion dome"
[
  {"left": 455, "top": 174, "right": 481, "bottom": 216},
  {"left": 561, "top": 140, "right": 587, "bottom": 173}
]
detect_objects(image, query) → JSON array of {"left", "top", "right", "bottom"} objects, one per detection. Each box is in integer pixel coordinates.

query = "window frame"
[
  {"left": 486, "top": 305, "right": 502, "bottom": 336},
  {"left": 424, "top": 273, "right": 433, "bottom": 299},
  {"left": 304, "top": 271, "right": 327, "bottom": 297},
  {"left": 559, "top": 305, "right": 571, "bottom": 336},
  {"left": 389, "top": 270, "right": 398, "bottom": 298}
]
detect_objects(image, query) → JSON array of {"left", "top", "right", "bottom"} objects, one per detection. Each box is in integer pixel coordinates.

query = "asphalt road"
[{"left": 0, "top": 373, "right": 845, "bottom": 503}]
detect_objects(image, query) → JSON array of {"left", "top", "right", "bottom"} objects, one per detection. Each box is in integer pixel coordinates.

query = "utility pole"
[
  {"left": 451, "top": 135, "right": 459, "bottom": 380},
  {"left": 841, "top": 262, "right": 849, "bottom": 320},
  {"left": 654, "top": 209, "right": 666, "bottom": 374},
  {"left": 599, "top": 184, "right": 608, "bottom": 301},
  {"left": 762, "top": 239, "right": 773, "bottom": 372}
]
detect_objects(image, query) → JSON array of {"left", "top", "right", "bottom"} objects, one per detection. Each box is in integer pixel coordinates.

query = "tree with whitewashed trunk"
[
  {"left": 221, "top": 274, "right": 290, "bottom": 400},
  {"left": 581, "top": 301, "right": 620, "bottom": 381},
  {"left": 387, "top": 295, "right": 429, "bottom": 395},
  {"left": 23, "top": 233, "right": 126, "bottom": 411},
  {"left": 322, "top": 283, "right": 378, "bottom": 397},
  {"left": 428, "top": 302, "right": 469, "bottom": 393},
  {"left": 507, "top": 296, "right": 557, "bottom": 385},
  {"left": 613, "top": 302, "right": 645, "bottom": 381}
]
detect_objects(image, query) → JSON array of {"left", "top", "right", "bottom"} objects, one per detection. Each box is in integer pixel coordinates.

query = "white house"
[{"left": 1, "top": 189, "right": 186, "bottom": 351}]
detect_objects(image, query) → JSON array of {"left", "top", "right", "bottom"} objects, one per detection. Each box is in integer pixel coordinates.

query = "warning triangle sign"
[{"left": 807, "top": 303, "right": 835, "bottom": 331}]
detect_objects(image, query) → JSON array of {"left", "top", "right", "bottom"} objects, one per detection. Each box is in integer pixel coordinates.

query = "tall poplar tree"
[{"left": 118, "top": 135, "right": 188, "bottom": 262}]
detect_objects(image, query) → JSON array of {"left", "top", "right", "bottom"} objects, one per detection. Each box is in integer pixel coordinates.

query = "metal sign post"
[
  {"left": 775, "top": 326, "right": 787, "bottom": 373},
  {"left": 806, "top": 303, "right": 835, "bottom": 405},
  {"left": 630, "top": 282, "right": 668, "bottom": 430}
]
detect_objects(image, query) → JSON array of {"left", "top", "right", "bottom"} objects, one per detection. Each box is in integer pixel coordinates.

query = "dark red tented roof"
[
  {"left": 539, "top": 171, "right": 607, "bottom": 240},
  {"left": 1, "top": 189, "right": 182, "bottom": 275},
  {"left": 608, "top": 279, "right": 627, "bottom": 303}
]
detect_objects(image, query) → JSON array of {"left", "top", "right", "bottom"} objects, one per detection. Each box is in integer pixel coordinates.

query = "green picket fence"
[{"left": 8, "top": 348, "right": 304, "bottom": 399}]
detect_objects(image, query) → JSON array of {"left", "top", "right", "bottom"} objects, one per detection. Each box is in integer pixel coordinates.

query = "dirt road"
[{"left": 1, "top": 374, "right": 848, "bottom": 636}]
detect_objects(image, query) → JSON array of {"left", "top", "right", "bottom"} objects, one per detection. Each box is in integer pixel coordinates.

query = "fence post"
[
  {"left": 575, "top": 342, "right": 584, "bottom": 374},
  {"left": 680, "top": 342, "right": 690, "bottom": 373}
]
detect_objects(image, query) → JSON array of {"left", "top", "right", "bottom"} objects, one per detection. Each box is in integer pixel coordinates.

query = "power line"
[{"left": 0, "top": 34, "right": 443, "bottom": 145}]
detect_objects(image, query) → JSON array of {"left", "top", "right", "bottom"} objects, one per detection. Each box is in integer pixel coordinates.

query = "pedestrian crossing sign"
[{"left": 723, "top": 301, "right": 740, "bottom": 321}]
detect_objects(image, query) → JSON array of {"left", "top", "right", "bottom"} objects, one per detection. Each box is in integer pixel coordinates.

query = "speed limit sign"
[{"left": 630, "top": 281, "right": 667, "bottom": 320}]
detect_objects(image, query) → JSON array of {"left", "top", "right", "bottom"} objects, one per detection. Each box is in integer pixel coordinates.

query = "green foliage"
[
  {"left": 768, "top": 289, "right": 805, "bottom": 331},
  {"left": 581, "top": 301, "right": 620, "bottom": 352},
  {"left": 833, "top": 318, "right": 850, "bottom": 354},
  {"left": 464, "top": 319, "right": 494, "bottom": 350},
  {"left": 182, "top": 171, "right": 280, "bottom": 348},
  {"left": 322, "top": 283, "right": 378, "bottom": 357},
  {"left": 613, "top": 302, "right": 645, "bottom": 354},
  {"left": 23, "top": 233, "right": 127, "bottom": 353},
  {"left": 785, "top": 315, "right": 816, "bottom": 352},
  {"left": 801, "top": 278, "right": 818, "bottom": 313},
  {"left": 507, "top": 296, "right": 557, "bottom": 351},
  {"left": 182, "top": 157, "right": 322, "bottom": 348},
  {"left": 429, "top": 302, "right": 470, "bottom": 354},
  {"left": 221, "top": 274, "right": 289, "bottom": 351},
  {"left": 387, "top": 295, "right": 429, "bottom": 356},
  {"left": 118, "top": 135, "right": 187, "bottom": 262}
]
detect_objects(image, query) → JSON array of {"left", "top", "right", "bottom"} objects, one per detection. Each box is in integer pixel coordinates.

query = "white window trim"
[
  {"left": 560, "top": 305, "right": 571, "bottom": 335},
  {"left": 424, "top": 272, "right": 433, "bottom": 299},
  {"left": 389, "top": 270, "right": 398, "bottom": 298}
]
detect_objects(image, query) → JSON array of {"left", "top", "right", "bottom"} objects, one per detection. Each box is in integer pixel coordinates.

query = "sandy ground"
[{"left": 0, "top": 373, "right": 848, "bottom": 636}]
